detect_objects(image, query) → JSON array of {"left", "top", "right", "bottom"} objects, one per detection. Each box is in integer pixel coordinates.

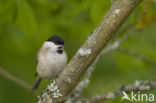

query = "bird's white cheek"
[{"left": 43, "top": 41, "right": 59, "bottom": 52}]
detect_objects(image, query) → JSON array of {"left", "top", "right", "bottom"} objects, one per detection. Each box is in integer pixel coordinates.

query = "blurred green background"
[{"left": 0, "top": 0, "right": 156, "bottom": 103}]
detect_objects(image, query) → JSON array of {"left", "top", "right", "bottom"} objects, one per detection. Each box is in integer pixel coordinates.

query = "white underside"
[{"left": 37, "top": 42, "right": 67, "bottom": 80}]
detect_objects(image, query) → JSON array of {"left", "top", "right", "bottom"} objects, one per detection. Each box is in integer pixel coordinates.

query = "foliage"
[{"left": 0, "top": 0, "right": 156, "bottom": 103}]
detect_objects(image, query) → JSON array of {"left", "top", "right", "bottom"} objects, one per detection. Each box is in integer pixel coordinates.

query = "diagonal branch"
[
  {"left": 81, "top": 80, "right": 156, "bottom": 103},
  {"left": 0, "top": 67, "right": 31, "bottom": 90},
  {"left": 69, "top": 29, "right": 138, "bottom": 101},
  {"left": 117, "top": 48, "right": 156, "bottom": 67},
  {"left": 0, "top": 67, "right": 38, "bottom": 95},
  {"left": 38, "top": 0, "right": 143, "bottom": 103}
]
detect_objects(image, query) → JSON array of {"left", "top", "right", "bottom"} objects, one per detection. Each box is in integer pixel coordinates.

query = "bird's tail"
[{"left": 32, "top": 77, "right": 42, "bottom": 90}]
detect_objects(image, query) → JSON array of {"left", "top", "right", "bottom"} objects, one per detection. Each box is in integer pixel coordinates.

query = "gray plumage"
[{"left": 32, "top": 35, "right": 67, "bottom": 90}]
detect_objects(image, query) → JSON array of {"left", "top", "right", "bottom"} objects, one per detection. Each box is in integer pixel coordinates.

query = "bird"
[{"left": 32, "top": 35, "right": 67, "bottom": 90}]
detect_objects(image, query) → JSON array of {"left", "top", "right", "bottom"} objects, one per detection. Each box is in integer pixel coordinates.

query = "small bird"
[{"left": 32, "top": 35, "right": 67, "bottom": 90}]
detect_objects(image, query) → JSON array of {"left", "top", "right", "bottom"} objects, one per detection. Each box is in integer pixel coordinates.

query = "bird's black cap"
[{"left": 47, "top": 35, "right": 64, "bottom": 45}]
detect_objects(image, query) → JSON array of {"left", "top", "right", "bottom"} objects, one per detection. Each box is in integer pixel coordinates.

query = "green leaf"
[{"left": 15, "top": 0, "right": 37, "bottom": 38}]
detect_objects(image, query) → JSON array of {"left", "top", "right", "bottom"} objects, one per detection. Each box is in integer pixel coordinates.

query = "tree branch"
[
  {"left": 81, "top": 80, "right": 156, "bottom": 103},
  {"left": 0, "top": 67, "right": 38, "bottom": 95},
  {"left": 117, "top": 48, "right": 156, "bottom": 67},
  {"left": 38, "top": 0, "right": 143, "bottom": 103},
  {"left": 69, "top": 29, "right": 138, "bottom": 102}
]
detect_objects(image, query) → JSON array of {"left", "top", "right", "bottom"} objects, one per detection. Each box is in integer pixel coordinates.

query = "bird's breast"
[{"left": 37, "top": 51, "right": 67, "bottom": 79}]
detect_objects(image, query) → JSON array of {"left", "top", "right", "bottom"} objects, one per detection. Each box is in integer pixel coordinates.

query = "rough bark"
[{"left": 41, "top": 0, "right": 143, "bottom": 102}]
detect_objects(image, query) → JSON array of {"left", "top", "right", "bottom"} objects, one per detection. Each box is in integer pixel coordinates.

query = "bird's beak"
[{"left": 58, "top": 45, "right": 63, "bottom": 50}]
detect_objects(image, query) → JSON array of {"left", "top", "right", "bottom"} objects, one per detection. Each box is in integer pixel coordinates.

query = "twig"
[
  {"left": 0, "top": 67, "right": 38, "bottom": 95},
  {"left": 81, "top": 80, "right": 156, "bottom": 103},
  {"left": 117, "top": 48, "right": 156, "bottom": 67}
]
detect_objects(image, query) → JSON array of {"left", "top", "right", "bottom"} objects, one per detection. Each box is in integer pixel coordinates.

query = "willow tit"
[{"left": 32, "top": 35, "right": 67, "bottom": 90}]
